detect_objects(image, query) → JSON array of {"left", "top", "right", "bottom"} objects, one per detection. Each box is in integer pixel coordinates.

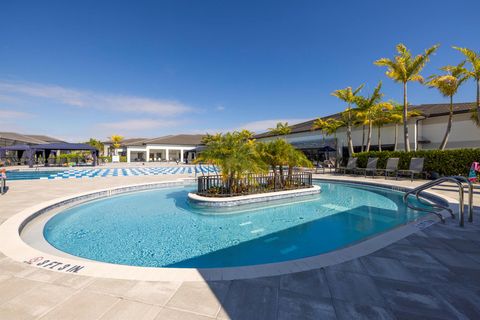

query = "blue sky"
[{"left": 1, "top": 0, "right": 479, "bottom": 141}]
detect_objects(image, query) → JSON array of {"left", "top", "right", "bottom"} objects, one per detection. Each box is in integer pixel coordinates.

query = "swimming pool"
[
  {"left": 42, "top": 182, "right": 430, "bottom": 268},
  {"left": 6, "top": 166, "right": 217, "bottom": 180}
]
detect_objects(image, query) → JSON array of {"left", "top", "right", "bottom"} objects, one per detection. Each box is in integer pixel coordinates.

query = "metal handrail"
[
  {"left": 451, "top": 176, "right": 474, "bottom": 223},
  {"left": 403, "top": 176, "right": 474, "bottom": 227}
]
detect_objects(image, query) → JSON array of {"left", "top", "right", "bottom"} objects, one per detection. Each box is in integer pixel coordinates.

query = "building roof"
[
  {"left": 24, "top": 134, "right": 64, "bottom": 143},
  {"left": 33, "top": 143, "right": 97, "bottom": 151},
  {"left": 141, "top": 134, "right": 205, "bottom": 146},
  {"left": 121, "top": 138, "right": 149, "bottom": 146},
  {"left": 102, "top": 138, "right": 147, "bottom": 146},
  {"left": 255, "top": 102, "right": 476, "bottom": 139},
  {"left": 0, "top": 132, "right": 48, "bottom": 145}
]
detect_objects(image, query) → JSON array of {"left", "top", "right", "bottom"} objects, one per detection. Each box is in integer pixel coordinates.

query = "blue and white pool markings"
[{"left": 7, "top": 166, "right": 218, "bottom": 180}]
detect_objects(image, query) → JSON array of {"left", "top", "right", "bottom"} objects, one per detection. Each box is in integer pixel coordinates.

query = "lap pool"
[{"left": 42, "top": 182, "right": 429, "bottom": 268}]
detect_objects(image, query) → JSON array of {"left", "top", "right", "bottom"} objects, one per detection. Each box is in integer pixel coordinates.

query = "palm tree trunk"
[
  {"left": 279, "top": 166, "right": 284, "bottom": 187},
  {"left": 477, "top": 79, "right": 480, "bottom": 124},
  {"left": 361, "top": 125, "right": 365, "bottom": 152},
  {"left": 394, "top": 124, "right": 398, "bottom": 151},
  {"left": 334, "top": 132, "right": 338, "bottom": 167},
  {"left": 287, "top": 166, "right": 293, "bottom": 184},
  {"left": 403, "top": 82, "right": 411, "bottom": 152},
  {"left": 346, "top": 109, "right": 354, "bottom": 155},
  {"left": 378, "top": 126, "right": 382, "bottom": 151},
  {"left": 439, "top": 95, "right": 454, "bottom": 150},
  {"left": 366, "top": 121, "right": 372, "bottom": 152}
]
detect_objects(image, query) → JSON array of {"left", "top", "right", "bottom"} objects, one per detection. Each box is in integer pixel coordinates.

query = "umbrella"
[{"left": 318, "top": 146, "right": 336, "bottom": 152}]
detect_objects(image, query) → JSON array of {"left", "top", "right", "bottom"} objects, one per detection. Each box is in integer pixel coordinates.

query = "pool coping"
[
  {"left": 187, "top": 185, "right": 321, "bottom": 208},
  {"left": 0, "top": 177, "right": 460, "bottom": 281}
]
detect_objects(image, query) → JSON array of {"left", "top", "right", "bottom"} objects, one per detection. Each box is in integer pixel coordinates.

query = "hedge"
[
  {"left": 354, "top": 149, "right": 480, "bottom": 176},
  {"left": 98, "top": 156, "right": 127, "bottom": 162}
]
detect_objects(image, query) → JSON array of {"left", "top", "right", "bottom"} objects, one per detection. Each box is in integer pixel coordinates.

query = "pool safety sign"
[{"left": 24, "top": 256, "right": 85, "bottom": 273}]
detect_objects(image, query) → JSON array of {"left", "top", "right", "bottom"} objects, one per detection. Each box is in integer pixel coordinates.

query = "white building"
[
  {"left": 104, "top": 135, "right": 205, "bottom": 163},
  {"left": 255, "top": 102, "right": 480, "bottom": 161}
]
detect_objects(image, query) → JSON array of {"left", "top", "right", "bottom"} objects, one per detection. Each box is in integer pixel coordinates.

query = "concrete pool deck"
[{"left": 0, "top": 172, "right": 479, "bottom": 319}]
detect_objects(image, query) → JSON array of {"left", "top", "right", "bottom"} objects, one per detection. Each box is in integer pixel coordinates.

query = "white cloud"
[
  {"left": 0, "top": 109, "right": 33, "bottom": 118},
  {"left": 99, "top": 118, "right": 190, "bottom": 131},
  {"left": 235, "top": 118, "right": 310, "bottom": 133},
  {"left": 0, "top": 80, "right": 193, "bottom": 116},
  {"left": 215, "top": 105, "right": 225, "bottom": 111},
  {"left": 185, "top": 118, "right": 311, "bottom": 136}
]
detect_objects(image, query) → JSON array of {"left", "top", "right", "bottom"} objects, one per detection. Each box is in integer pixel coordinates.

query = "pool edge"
[{"left": 0, "top": 177, "right": 460, "bottom": 281}]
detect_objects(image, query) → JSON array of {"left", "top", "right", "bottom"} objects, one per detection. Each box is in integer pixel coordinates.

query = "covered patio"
[{"left": 0, "top": 143, "right": 99, "bottom": 168}]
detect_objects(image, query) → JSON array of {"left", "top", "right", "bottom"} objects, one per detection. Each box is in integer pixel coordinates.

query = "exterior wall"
[
  {"left": 258, "top": 114, "right": 480, "bottom": 157},
  {"left": 419, "top": 113, "right": 480, "bottom": 149},
  {"left": 125, "top": 144, "right": 197, "bottom": 163}
]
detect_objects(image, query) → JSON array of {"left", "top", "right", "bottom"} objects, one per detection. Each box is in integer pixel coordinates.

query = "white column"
[
  {"left": 127, "top": 149, "right": 131, "bottom": 163},
  {"left": 180, "top": 149, "right": 184, "bottom": 163},
  {"left": 166, "top": 149, "right": 169, "bottom": 162},
  {"left": 146, "top": 148, "right": 150, "bottom": 162}
]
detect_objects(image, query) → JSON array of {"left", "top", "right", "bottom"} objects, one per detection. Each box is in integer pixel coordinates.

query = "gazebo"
[
  {"left": 31, "top": 143, "right": 99, "bottom": 167},
  {"left": 0, "top": 143, "right": 99, "bottom": 167},
  {"left": 0, "top": 144, "right": 34, "bottom": 166}
]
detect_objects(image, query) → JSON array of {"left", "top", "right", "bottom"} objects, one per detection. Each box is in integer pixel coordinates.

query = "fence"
[{"left": 197, "top": 172, "right": 313, "bottom": 197}]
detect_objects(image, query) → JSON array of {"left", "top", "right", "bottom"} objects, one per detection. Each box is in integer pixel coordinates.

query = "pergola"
[
  {"left": 0, "top": 143, "right": 99, "bottom": 167},
  {"left": 0, "top": 145, "right": 34, "bottom": 166}
]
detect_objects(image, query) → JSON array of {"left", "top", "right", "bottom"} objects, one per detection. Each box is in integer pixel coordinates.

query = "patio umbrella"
[{"left": 318, "top": 146, "right": 336, "bottom": 160}]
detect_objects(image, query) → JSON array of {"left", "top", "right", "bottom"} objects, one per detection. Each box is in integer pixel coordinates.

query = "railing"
[
  {"left": 403, "top": 176, "right": 474, "bottom": 227},
  {"left": 197, "top": 172, "right": 313, "bottom": 197}
]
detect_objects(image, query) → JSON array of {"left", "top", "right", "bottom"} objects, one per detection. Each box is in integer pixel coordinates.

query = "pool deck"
[{"left": 0, "top": 172, "right": 479, "bottom": 319}]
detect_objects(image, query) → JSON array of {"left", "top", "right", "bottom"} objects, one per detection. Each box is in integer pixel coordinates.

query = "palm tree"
[
  {"left": 286, "top": 147, "right": 312, "bottom": 184},
  {"left": 312, "top": 118, "right": 328, "bottom": 145},
  {"left": 388, "top": 102, "right": 422, "bottom": 151},
  {"left": 196, "top": 131, "right": 265, "bottom": 193},
  {"left": 426, "top": 62, "right": 469, "bottom": 150},
  {"left": 453, "top": 47, "right": 480, "bottom": 125},
  {"left": 85, "top": 138, "right": 104, "bottom": 156},
  {"left": 257, "top": 139, "right": 310, "bottom": 188},
  {"left": 354, "top": 82, "right": 384, "bottom": 152},
  {"left": 109, "top": 135, "right": 124, "bottom": 156},
  {"left": 353, "top": 111, "right": 368, "bottom": 152},
  {"left": 331, "top": 84, "right": 364, "bottom": 155},
  {"left": 375, "top": 43, "right": 439, "bottom": 151},
  {"left": 257, "top": 139, "right": 288, "bottom": 186},
  {"left": 370, "top": 103, "right": 394, "bottom": 151},
  {"left": 268, "top": 122, "right": 291, "bottom": 136},
  {"left": 322, "top": 118, "right": 344, "bottom": 163},
  {"left": 313, "top": 117, "right": 344, "bottom": 164}
]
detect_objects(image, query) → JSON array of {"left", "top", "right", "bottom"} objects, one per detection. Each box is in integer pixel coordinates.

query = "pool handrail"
[{"left": 403, "top": 176, "right": 474, "bottom": 227}]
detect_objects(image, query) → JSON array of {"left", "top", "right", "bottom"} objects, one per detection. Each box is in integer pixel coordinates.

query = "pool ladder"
[{"left": 403, "top": 176, "right": 474, "bottom": 227}]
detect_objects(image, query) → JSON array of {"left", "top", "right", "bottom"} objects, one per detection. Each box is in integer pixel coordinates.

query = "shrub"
[
  {"left": 99, "top": 156, "right": 112, "bottom": 163},
  {"left": 354, "top": 149, "right": 480, "bottom": 176}
]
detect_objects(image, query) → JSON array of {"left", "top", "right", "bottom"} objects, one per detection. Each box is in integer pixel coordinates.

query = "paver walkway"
[{"left": 0, "top": 174, "right": 479, "bottom": 319}]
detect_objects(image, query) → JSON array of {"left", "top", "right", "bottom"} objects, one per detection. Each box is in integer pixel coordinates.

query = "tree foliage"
[
  {"left": 268, "top": 122, "right": 292, "bottom": 136},
  {"left": 375, "top": 43, "right": 439, "bottom": 151}
]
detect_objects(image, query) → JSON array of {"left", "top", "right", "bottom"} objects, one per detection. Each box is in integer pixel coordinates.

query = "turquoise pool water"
[{"left": 43, "top": 182, "right": 428, "bottom": 268}]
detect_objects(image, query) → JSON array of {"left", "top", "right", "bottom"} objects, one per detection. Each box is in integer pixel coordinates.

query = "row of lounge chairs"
[{"left": 336, "top": 157, "right": 426, "bottom": 181}]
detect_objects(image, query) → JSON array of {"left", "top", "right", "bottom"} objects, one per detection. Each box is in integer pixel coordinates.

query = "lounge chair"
[
  {"left": 336, "top": 158, "right": 358, "bottom": 174},
  {"left": 315, "top": 160, "right": 334, "bottom": 174},
  {"left": 398, "top": 157, "right": 426, "bottom": 181},
  {"left": 355, "top": 157, "right": 378, "bottom": 178},
  {"left": 381, "top": 158, "right": 400, "bottom": 180}
]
